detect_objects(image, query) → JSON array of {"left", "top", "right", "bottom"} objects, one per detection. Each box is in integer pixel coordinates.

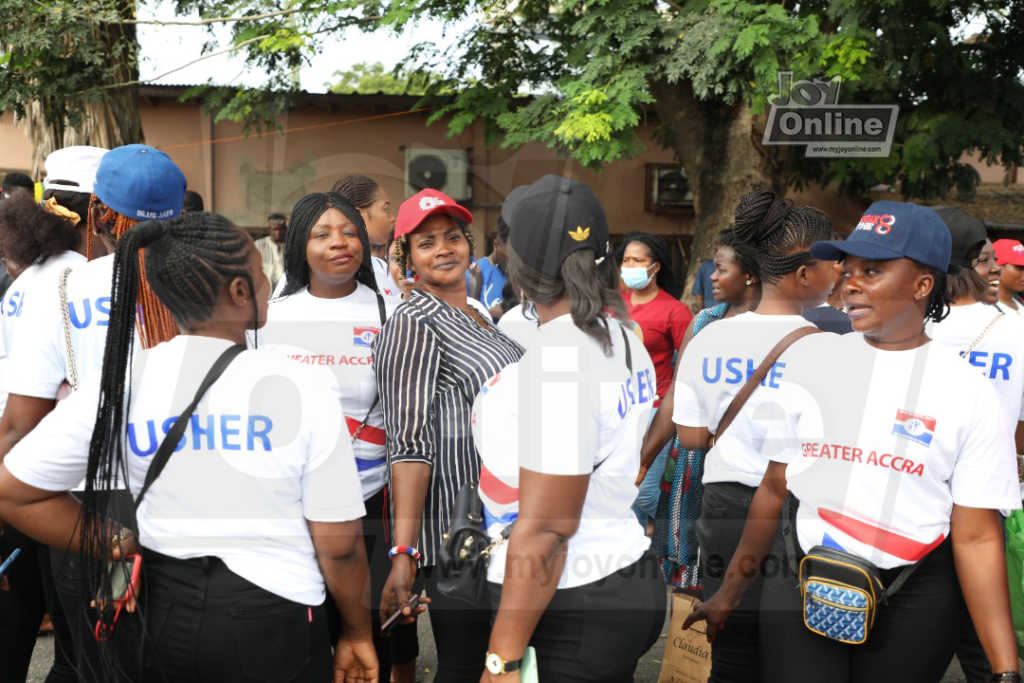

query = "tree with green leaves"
[
  {"left": 5, "top": 0, "right": 1022, "bottom": 291},
  {"left": 327, "top": 61, "right": 434, "bottom": 95},
  {"left": 159, "top": 0, "right": 1024, "bottom": 289},
  {"left": 0, "top": 0, "right": 142, "bottom": 176}
]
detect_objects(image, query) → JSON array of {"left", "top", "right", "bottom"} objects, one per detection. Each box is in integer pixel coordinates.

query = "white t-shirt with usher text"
[
  {"left": 928, "top": 303, "right": 1024, "bottom": 423},
  {"left": 472, "top": 317, "right": 653, "bottom": 589},
  {"left": 4, "top": 336, "right": 365, "bottom": 605},
  {"left": 673, "top": 312, "right": 823, "bottom": 487},
  {"left": 259, "top": 283, "right": 402, "bottom": 500},
  {"left": 0, "top": 250, "right": 86, "bottom": 413},
  {"left": 763, "top": 333, "right": 1020, "bottom": 569},
  {"left": 6, "top": 254, "right": 142, "bottom": 400}
]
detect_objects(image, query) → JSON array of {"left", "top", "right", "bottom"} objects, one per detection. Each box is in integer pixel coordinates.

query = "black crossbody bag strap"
[{"left": 134, "top": 344, "right": 246, "bottom": 510}]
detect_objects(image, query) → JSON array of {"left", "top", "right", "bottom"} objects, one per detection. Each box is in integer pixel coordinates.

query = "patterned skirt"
[{"left": 651, "top": 437, "right": 707, "bottom": 591}]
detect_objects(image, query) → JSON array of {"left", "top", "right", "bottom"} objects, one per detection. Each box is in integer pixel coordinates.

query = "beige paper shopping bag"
[{"left": 658, "top": 593, "right": 712, "bottom": 683}]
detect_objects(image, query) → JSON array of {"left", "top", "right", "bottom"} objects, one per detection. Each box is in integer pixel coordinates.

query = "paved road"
[{"left": 26, "top": 599, "right": 969, "bottom": 682}]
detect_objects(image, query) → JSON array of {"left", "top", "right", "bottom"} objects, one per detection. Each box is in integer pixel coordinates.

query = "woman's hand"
[
  {"left": 379, "top": 555, "right": 418, "bottom": 626},
  {"left": 333, "top": 635, "right": 379, "bottom": 683},
  {"left": 681, "top": 590, "right": 739, "bottom": 643}
]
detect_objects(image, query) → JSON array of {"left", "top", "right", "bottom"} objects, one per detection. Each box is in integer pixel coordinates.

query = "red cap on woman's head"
[
  {"left": 394, "top": 189, "right": 473, "bottom": 239},
  {"left": 993, "top": 239, "right": 1024, "bottom": 267}
]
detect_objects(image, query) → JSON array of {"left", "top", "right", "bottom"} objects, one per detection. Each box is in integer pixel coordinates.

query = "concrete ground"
[{"left": 26, "top": 599, "right": 970, "bottom": 682}]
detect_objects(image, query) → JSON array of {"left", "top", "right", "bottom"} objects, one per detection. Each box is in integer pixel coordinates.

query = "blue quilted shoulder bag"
[{"left": 782, "top": 497, "right": 920, "bottom": 645}]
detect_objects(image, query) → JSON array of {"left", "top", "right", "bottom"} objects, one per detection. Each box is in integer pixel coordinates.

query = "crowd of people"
[{"left": 0, "top": 143, "right": 1021, "bottom": 683}]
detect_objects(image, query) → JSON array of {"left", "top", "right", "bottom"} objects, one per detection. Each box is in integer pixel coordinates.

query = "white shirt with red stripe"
[
  {"left": 763, "top": 332, "right": 1020, "bottom": 569},
  {"left": 259, "top": 283, "right": 402, "bottom": 500},
  {"left": 471, "top": 316, "right": 653, "bottom": 589}
]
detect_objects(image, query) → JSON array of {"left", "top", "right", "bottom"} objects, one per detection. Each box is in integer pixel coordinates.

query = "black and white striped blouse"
[{"left": 374, "top": 291, "right": 525, "bottom": 566}]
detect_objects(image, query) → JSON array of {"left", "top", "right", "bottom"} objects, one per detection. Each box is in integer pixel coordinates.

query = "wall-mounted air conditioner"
[{"left": 405, "top": 148, "right": 472, "bottom": 201}]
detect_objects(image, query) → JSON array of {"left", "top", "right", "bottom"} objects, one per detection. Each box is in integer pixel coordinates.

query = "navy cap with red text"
[{"left": 810, "top": 201, "right": 952, "bottom": 273}]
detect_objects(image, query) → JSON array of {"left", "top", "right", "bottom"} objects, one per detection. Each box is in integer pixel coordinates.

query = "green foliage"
[{"left": 327, "top": 62, "right": 435, "bottom": 95}]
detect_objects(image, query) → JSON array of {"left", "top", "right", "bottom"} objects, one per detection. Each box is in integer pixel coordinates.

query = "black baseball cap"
[
  {"left": 930, "top": 206, "right": 987, "bottom": 272},
  {"left": 507, "top": 175, "right": 609, "bottom": 277}
]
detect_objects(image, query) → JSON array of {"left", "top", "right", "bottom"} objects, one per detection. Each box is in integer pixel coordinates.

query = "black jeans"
[
  {"left": 695, "top": 481, "right": 763, "bottom": 683},
  {"left": 759, "top": 516, "right": 959, "bottom": 683},
  {"left": 109, "top": 550, "right": 333, "bottom": 683},
  {"left": 487, "top": 553, "right": 666, "bottom": 682},
  {"left": 421, "top": 564, "right": 492, "bottom": 683},
  {"left": 0, "top": 527, "right": 45, "bottom": 683},
  {"left": 39, "top": 547, "right": 77, "bottom": 683}
]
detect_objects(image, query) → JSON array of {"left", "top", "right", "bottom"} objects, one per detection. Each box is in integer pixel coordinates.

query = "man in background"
[{"left": 255, "top": 213, "right": 287, "bottom": 290}]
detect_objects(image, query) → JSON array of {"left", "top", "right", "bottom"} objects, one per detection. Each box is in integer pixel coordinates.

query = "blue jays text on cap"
[
  {"left": 94, "top": 144, "right": 188, "bottom": 222},
  {"left": 809, "top": 201, "right": 952, "bottom": 273}
]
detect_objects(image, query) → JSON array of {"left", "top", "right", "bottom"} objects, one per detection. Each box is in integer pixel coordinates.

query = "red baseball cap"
[
  {"left": 394, "top": 189, "right": 474, "bottom": 239},
  {"left": 993, "top": 239, "right": 1024, "bottom": 267}
]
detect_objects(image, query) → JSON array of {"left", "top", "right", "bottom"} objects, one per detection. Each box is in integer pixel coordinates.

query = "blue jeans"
[{"left": 633, "top": 439, "right": 671, "bottom": 523}]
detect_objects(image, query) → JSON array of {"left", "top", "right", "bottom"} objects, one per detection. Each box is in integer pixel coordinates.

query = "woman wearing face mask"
[
  {"left": 672, "top": 190, "right": 838, "bottom": 683},
  {"left": 685, "top": 202, "right": 1021, "bottom": 683},
  {"left": 648, "top": 229, "right": 762, "bottom": 589},
  {"left": 374, "top": 189, "right": 524, "bottom": 683},
  {"left": 619, "top": 232, "right": 693, "bottom": 524},
  {"left": 993, "top": 239, "right": 1024, "bottom": 316}
]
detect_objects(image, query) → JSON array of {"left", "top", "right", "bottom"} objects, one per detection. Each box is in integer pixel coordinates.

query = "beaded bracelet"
[{"left": 388, "top": 546, "right": 422, "bottom": 564}]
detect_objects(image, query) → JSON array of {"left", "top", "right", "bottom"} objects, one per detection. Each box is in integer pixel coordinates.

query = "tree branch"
[
  {"left": 110, "top": 8, "right": 382, "bottom": 27},
  {"left": 101, "top": 34, "right": 266, "bottom": 89}
]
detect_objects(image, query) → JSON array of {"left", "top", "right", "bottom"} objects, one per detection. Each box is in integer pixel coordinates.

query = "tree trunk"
[
  {"left": 20, "top": 0, "right": 143, "bottom": 178},
  {"left": 650, "top": 78, "right": 784, "bottom": 309}
]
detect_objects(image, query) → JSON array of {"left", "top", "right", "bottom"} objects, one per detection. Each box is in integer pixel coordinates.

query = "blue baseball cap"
[
  {"left": 94, "top": 145, "right": 187, "bottom": 221},
  {"left": 810, "top": 201, "right": 952, "bottom": 273}
]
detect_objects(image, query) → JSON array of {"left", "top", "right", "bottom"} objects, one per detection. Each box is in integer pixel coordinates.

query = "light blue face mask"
[{"left": 621, "top": 266, "right": 655, "bottom": 290}]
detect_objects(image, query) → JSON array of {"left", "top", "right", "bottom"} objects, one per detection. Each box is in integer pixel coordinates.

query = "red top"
[{"left": 624, "top": 289, "right": 693, "bottom": 407}]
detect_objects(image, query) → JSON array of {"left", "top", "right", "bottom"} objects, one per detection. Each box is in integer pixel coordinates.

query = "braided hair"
[
  {"left": 716, "top": 229, "right": 761, "bottom": 282},
  {"left": 925, "top": 268, "right": 952, "bottom": 323},
  {"left": 732, "top": 190, "right": 835, "bottom": 285},
  {"left": 85, "top": 197, "right": 180, "bottom": 348},
  {"left": 79, "top": 212, "right": 257, "bottom": 677},
  {"left": 331, "top": 174, "right": 380, "bottom": 210},
  {"left": 617, "top": 231, "right": 677, "bottom": 297},
  {"left": 279, "top": 192, "right": 379, "bottom": 299}
]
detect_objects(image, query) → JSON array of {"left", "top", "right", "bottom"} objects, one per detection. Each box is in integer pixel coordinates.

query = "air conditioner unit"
[
  {"left": 645, "top": 164, "right": 694, "bottom": 214},
  {"left": 405, "top": 148, "right": 471, "bottom": 201}
]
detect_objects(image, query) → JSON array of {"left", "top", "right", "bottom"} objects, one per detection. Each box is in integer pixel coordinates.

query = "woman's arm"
[
  {"left": 636, "top": 317, "right": 696, "bottom": 485},
  {"left": 0, "top": 466, "right": 85, "bottom": 550},
  {"left": 373, "top": 312, "right": 441, "bottom": 624},
  {"left": 485, "top": 468, "right": 589, "bottom": 680},
  {"left": 683, "top": 460, "right": 789, "bottom": 641},
  {"left": 309, "top": 519, "right": 379, "bottom": 683},
  {"left": 951, "top": 505, "right": 1020, "bottom": 674}
]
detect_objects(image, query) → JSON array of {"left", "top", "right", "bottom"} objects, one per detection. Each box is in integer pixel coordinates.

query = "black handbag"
[{"left": 435, "top": 482, "right": 513, "bottom": 604}]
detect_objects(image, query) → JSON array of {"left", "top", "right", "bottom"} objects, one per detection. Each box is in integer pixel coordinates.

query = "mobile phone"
[
  {"left": 521, "top": 646, "right": 538, "bottom": 683},
  {"left": 108, "top": 554, "right": 143, "bottom": 603},
  {"left": 0, "top": 548, "right": 21, "bottom": 578},
  {"left": 381, "top": 594, "right": 421, "bottom": 636}
]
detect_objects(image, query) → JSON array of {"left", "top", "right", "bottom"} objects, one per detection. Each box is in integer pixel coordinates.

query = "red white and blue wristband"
[{"left": 388, "top": 546, "right": 422, "bottom": 564}]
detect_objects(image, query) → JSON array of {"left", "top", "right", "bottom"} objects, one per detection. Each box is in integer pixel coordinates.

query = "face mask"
[{"left": 621, "top": 266, "right": 654, "bottom": 290}]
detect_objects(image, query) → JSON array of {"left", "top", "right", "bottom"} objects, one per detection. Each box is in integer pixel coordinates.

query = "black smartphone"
[{"left": 381, "top": 594, "right": 420, "bottom": 636}]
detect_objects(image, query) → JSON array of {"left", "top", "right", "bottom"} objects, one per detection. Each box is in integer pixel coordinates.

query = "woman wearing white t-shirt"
[
  {"left": 331, "top": 175, "right": 400, "bottom": 298},
  {"left": 0, "top": 212, "right": 378, "bottom": 683},
  {"left": 686, "top": 202, "right": 1022, "bottom": 683},
  {"left": 974, "top": 238, "right": 1002, "bottom": 305},
  {"left": 672, "top": 190, "right": 837, "bottom": 683},
  {"left": 474, "top": 176, "right": 665, "bottom": 682},
  {"left": 260, "top": 191, "right": 405, "bottom": 681},
  {"left": 994, "top": 239, "right": 1024, "bottom": 317}
]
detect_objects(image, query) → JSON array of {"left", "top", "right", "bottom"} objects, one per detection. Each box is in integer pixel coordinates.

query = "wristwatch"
[
  {"left": 485, "top": 652, "right": 522, "bottom": 676},
  {"left": 990, "top": 673, "right": 1022, "bottom": 683}
]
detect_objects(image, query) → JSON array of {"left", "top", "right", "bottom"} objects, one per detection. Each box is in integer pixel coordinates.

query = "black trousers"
[
  {"left": 487, "top": 553, "right": 666, "bottom": 682},
  {"left": 39, "top": 547, "right": 78, "bottom": 683},
  {"left": 420, "top": 563, "right": 492, "bottom": 682},
  {"left": 109, "top": 550, "right": 333, "bottom": 683},
  {"left": 0, "top": 526, "right": 45, "bottom": 683},
  {"left": 759, "top": 516, "right": 959, "bottom": 683},
  {"left": 696, "top": 481, "right": 764, "bottom": 683}
]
